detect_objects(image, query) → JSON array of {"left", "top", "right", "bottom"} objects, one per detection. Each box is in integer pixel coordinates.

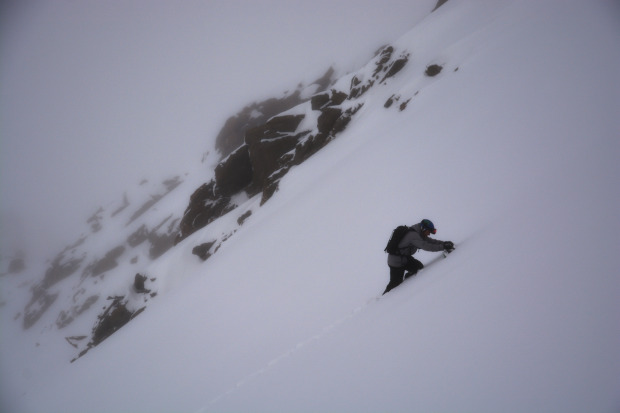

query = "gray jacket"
[{"left": 387, "top": 223, "right": 446, "bottom": 267}]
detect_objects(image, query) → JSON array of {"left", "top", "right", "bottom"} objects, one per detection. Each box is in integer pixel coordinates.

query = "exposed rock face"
[
  {"left": 176, "top": 83, "right": 368, "bottom": 244},
  {"left": 311, "top": 89, "right": 348, "bottom": 110},
  {"left": 91, "top": 297, "right": 136, "bottom": 346},
  {"left": 176, "top": 181, "right": 235, "bottom": 243},
  {"left": 350, "top": 46, "right": 410, "bottom": 99},
  {"left": 245, "top": 114, "right": 308, "bottom": 196},
  {"left": 71, "top": 296, "right": 146, "bottom": 362},
  {"left": 214, "top": 145, "right": 253, "bottom": 196},
  {"left": 176, "top": 48, "right": 411, "bottom": 244},
  {"left": 215, "top": 67, "right": 336, "bottom": 158}
]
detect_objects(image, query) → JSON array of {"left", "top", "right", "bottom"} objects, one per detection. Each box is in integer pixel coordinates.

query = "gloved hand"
[{"left": 443, "top": 241, "right": 455, "bottom": 252}]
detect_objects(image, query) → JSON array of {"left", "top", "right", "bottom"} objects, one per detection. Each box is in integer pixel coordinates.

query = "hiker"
[{"left": 383, "top": 219, "right": 454, "bottom": 295}]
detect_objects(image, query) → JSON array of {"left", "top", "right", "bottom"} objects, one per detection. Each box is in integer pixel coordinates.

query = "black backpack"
[{"left": 384, "top": 225, "right": 413, "bottom": 254}]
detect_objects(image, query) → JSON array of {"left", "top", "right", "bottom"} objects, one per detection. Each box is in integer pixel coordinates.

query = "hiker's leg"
[
  {"left": 404, "top": 256, "right": 424, "bottom": 279},
  {"left": 383, "top": 266, "right": 405, "bottom": 294}
]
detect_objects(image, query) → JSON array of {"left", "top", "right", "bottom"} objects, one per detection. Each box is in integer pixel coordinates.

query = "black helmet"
[{"left": 420, "top": 219, "right": 436, "bottom": 234}]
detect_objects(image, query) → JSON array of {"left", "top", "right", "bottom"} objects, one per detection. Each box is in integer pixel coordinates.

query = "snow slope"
[{"left": 6, "top": 0, "right": 620, "bottom": 411}]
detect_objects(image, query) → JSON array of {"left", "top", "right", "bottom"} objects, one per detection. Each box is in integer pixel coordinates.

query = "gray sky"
[{"left": 0, "top": 0, "right": 436, "bottom": 259}]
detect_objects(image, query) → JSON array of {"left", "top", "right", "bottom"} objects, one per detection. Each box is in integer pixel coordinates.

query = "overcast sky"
[{"left": 0, "top": 0, "right": 436, "bottom": 259}]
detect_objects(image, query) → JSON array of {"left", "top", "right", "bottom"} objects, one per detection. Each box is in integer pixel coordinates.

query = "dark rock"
[
  {"left": 215, "top": 145, "right": 253, "bottom": 196},
  {"left": 385, "top": 94, "right": 398, "bottom": 108},
  {"left": 237, "top": 210, "right": 252, "bottom": 226},
  {"left": 349, "top": 76, "right": 374, "bottom": 99},
  {"left": 331, "top": 104, "right": 363, "bottom": 135},
  {"left": 23, "top": 288, "right": 58, "bottom": 329},
  {"left": 380, "top": 54, "right": 409, "bottom": 83},
  {"left": 311, "top": 89, "right": 348, "bottom": 110},
  {"left": 91, "top": 246, "right": 126, "bottom": 277},
  {"left": 91, "top": 297, "right": 142, "bottom": 347},
  {"left": 245, "top": 114, "right": 305, "bottom": 145},
  {"left": 350, "top": 45, "right": 408, "bottom": 98},
  {"left": 215, "top": 67, "right": 336, "bottom": 158},
  {"left": 425, "top": 64, "right": 443, "bottom": 77},
  {"left": 244, "top": 114, "right": 307, "bottom": 195},
  {"left": 248, "top": 134, "right": 300, "bottom": 196},
  {"left": 133, "top": 273, "right": 150, "bottom": 293},
  {"left": 311, "top": 93, "right": 330, "bottom": 110},
  {"left": 317, "top": 107, "right": 342, "bottom": 135},
  {"left": 330, "top": 90, "right": 348, "bottom": 106},
  {"left": 192, "top": 241, "right": 216, "bottom": 261},
  {"left": 176, "top": 181, "right": 234, "bottom": 244},
  {"left": 127, "top": 225, "right": 149, "bottom": 247},
  {"left": 372, "top": 46, "right": 394, "bottom": 78}
]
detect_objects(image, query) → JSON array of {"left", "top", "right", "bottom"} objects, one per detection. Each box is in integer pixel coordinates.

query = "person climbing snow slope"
[{"left": 384, "top": 219, "right": 454, "bottom": 295}]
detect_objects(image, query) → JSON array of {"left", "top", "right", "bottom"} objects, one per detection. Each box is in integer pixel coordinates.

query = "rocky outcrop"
[
  {"left": 245, "top": 114, "right": 308, "bottom": 197},
  {"left": 72, "top": 296, "right": 146, "bottom": 362},
  {"left": 215, "top": 67, "right": 336, "bottom": 158},
  {"left": 176, "top": 181, "right": 235, "bottom": 243},
  {"left": 214, "top": 145, "right": 253, "bottom": 196},
  {"left": 350, "top": 46, "right": 410, "bottom": 99},
  {"left": 176, "top": 45, "right": 413, "bottom": 244},
  {"left": 176, "top": 86, "right": 366, "bottom": 244}
]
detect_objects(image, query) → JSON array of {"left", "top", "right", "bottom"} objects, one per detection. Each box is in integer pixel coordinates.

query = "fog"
[{"left": 0, "top": 0, "right": 436, "bottom": 260}]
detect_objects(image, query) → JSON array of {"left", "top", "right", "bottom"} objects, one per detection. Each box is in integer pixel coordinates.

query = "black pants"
[{"left": 383, "top": 256, "right": 424, "bottom": 295}]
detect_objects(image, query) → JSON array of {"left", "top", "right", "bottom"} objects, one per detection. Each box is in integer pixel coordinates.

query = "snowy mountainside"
[
  {"left": 0, "top": 69, "right": 342, "bottom": 367},
  {"left": 3, "top": 0, "right": 620, "bottom": 411}
]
